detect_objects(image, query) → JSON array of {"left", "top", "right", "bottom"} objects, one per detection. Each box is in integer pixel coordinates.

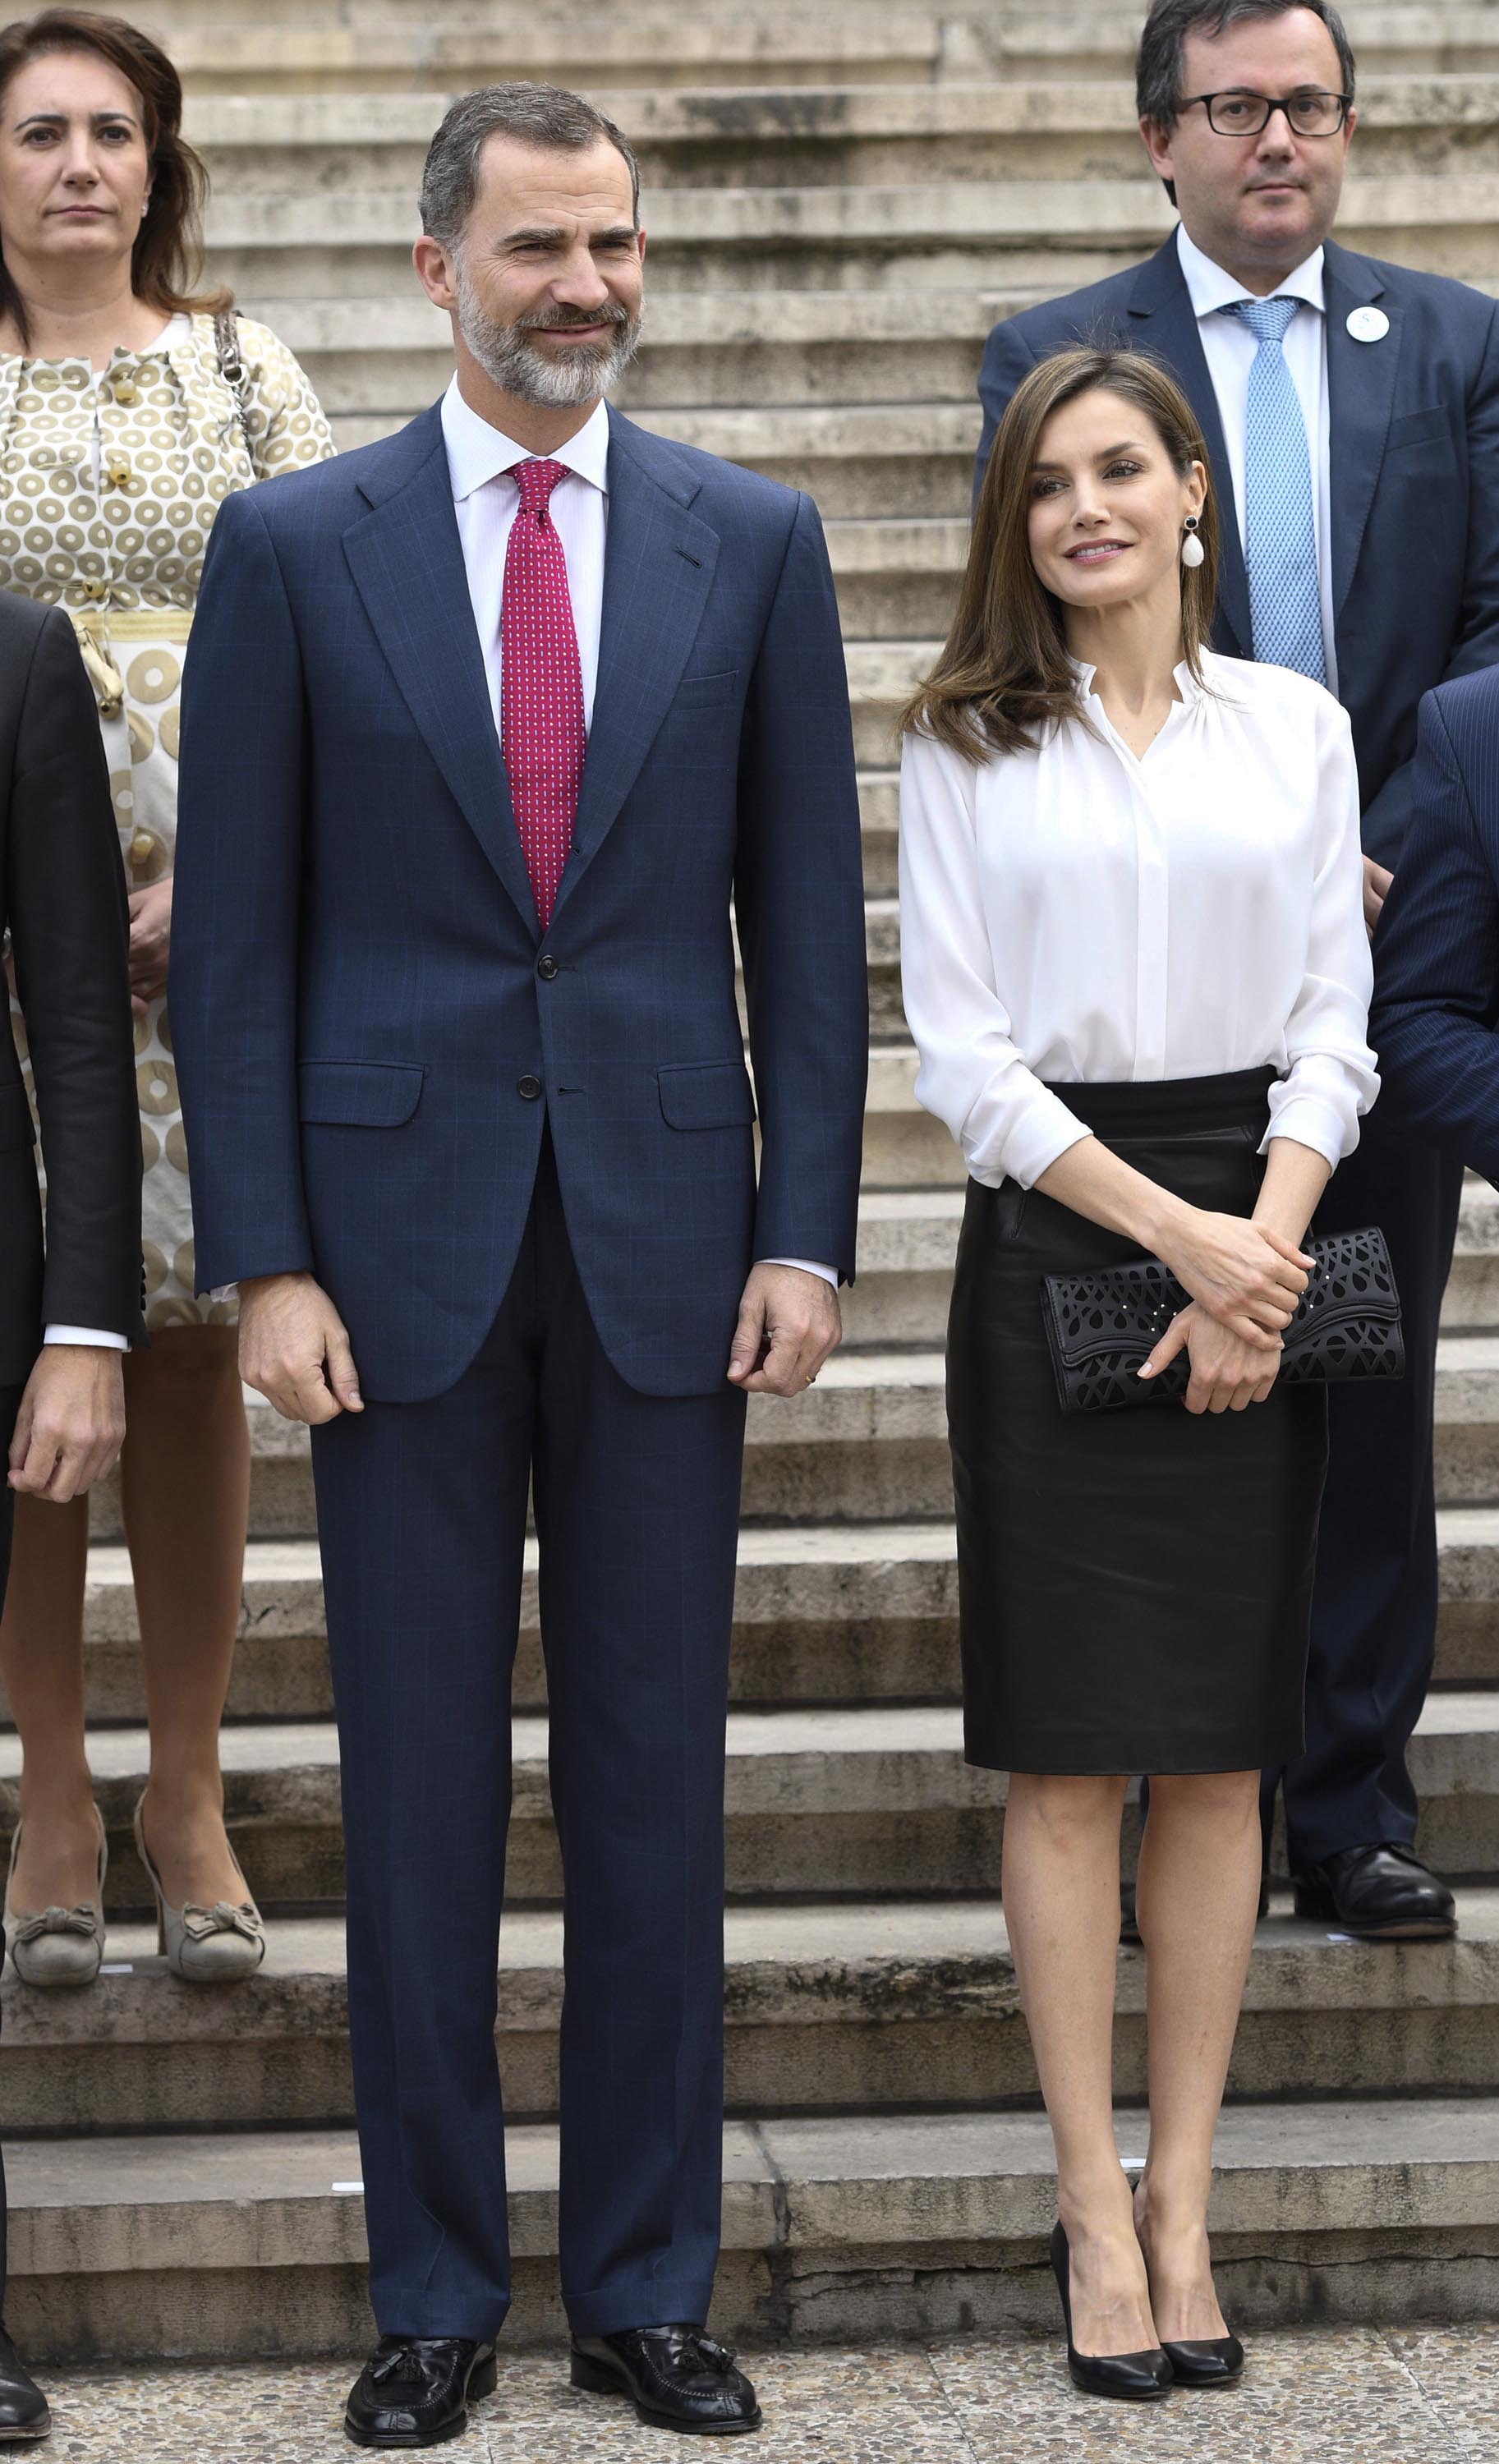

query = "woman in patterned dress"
[{"left": 0, "top": 11, "right": 333, "bottom": 1981}]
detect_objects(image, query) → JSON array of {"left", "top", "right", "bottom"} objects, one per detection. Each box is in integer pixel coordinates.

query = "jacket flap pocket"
[
  {"left": 298, "top": 1060, "right": 425, "bottom": 1128},
  {"left": 657, "top": 1060, "right": 756, "bottom": 1131},
  {"left": 674, "top": 669, "right": 741, "bottom": 710}
]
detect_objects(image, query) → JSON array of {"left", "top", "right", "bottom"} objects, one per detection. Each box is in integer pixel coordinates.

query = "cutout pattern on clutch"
[{"left": 1041, "top": 1225, "right": 1404, "bottom": 1414}]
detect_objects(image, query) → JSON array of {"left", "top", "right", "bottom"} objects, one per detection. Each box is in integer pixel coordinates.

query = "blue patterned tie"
[{"left": 1221, "top": 296, "right": 1326, "bottom": 682}]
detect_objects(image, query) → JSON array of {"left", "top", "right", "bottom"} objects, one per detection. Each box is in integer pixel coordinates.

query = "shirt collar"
[
  {"left": 1175, "top": 222, "right": 1326, "bottom": 319},
  {"left": 440, "top": 376, "right": 611, "bottom": 503},
  {"left": 1068, "top": 651, "right": 1205, "bottom": 706}
]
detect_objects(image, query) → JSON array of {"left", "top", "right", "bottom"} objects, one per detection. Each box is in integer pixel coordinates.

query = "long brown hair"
[
  {"left": 0, "top": 8, "right": 228, "bottom": 347},
  {"left": 903, "top": 345, "right": 1221, "bottom": 759}
]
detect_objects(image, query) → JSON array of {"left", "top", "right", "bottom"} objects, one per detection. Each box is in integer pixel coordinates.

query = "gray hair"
[
  {"left": 419, "top": 81, "right": 641, "bottom": 253},
  {"left": 1136, "top": 0, "right": 1356, "bottom": 126}
]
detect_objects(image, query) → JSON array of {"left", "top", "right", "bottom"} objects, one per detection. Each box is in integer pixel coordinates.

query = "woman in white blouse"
[{"left": 899, "top": 347, "right": 1375, "bottom": 2402}]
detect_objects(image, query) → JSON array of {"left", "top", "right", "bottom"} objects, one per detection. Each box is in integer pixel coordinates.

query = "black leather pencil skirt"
[{"left": 947, "top": 1067, "right": 1327, "bottom": 1777}]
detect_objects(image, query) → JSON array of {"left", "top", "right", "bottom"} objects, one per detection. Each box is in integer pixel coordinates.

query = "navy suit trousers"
[
  {"left": 310, "top": 1140, "right": 747, "bottom": 2342},
  {"left": 1264, "top": 1111, "right": 1465, "bottom": 1867}
]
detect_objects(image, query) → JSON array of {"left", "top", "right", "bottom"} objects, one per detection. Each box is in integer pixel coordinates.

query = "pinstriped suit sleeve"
[
  {"left": 734, "top": 491, "right": 867, "bottom": 1283},
  {"left": 171, "top": 487, "right": 316, "bottom": 1292},
  {"left": 1368, "top": 684, "right": 1499, "bottom": 1180}
]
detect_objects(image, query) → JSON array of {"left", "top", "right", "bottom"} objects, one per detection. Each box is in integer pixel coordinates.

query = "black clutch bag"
[{"left": 1041, "top": 1225, "right": 1404, "bottom": 1415}]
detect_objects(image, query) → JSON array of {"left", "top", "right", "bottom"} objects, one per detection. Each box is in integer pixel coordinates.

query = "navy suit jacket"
[
  {"left": 169, "top": 400, "right": 868, "bottom": 1402},
  {"left": 974, "top": 232, "right": 1499, "bottom": 867},
  {"left": 1367, "top": 664, "right": 1499, "bottom": 1179}
]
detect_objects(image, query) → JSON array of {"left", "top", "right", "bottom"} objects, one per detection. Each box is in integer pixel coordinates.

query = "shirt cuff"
[
  {"left": 44, "top": 1326, "right": 129, "bottom": 1352},
  {"left": 759, "top": 1257, "right": 839, "bottom": 1288}
]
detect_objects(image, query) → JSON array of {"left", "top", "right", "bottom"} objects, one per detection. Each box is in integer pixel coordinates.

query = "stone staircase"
[{"left": 2, "top": 0, "right": 1497, "bottom": 2361}]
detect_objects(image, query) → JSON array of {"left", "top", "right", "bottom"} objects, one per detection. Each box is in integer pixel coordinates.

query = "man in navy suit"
[
  {"left": 171, "top": 83, "right": 867, "bottom": 2449},
  {"left": 974, "top": 0, "right": 1499, "bottom": 1942},
  {"left": 1368, "top": 671, "right": 1499, "bottom": 1162}
]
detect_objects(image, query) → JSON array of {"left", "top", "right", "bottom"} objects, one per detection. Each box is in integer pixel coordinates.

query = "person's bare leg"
[
  {"left": 1132, "top": 1766, "right": 1262, "bottom": 2342},
  {"left": 1003, "top": 1770, "right": 1156, "bottom": 2356},
  {"left": 0, "top": 1492, "right": 97, "bottom": 1907},
  {"left": 122, "top": 1326, "right": 252, "bottom": 1910}
]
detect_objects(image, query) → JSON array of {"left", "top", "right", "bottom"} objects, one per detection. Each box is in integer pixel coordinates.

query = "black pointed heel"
[
  {"left": 1161, "top": 2334, "right": 1244, "bottom": 2387},
  {"left": 1050, "top": 2223, "right": 1172, "bottom": 2402}
]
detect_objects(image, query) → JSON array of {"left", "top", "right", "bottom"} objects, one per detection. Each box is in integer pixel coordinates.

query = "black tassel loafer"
[
  {"left": 571, "top": 2324, "right": 762, "bottom": 2434},
  {"left": 1161, "top": 2332, "right": 1245, "bottom": 2388},
  {"left": 344, "top": 2336, "right": 497, "bottom": 2448},
  {"left": 1050, "top": 2224, "right": 1171, "bottom": 2402}
]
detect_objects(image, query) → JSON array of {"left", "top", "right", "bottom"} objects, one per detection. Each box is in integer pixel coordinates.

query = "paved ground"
[{"left": 30, "top": 2328, "right": 1499, "bottom": 2461}]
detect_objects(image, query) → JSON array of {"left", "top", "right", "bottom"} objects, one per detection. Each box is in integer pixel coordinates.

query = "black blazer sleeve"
[{"left": 6, "top": 607, "right": 143, "bottom": 1341}]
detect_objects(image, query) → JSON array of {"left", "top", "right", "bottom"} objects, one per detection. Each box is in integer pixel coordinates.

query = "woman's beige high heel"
[
  {"left": 132, "top": 1795, "right": 265, "bottom": 1983},
  {"left": 4, "top": 1804, "right": 108, "bottom": 1987}
]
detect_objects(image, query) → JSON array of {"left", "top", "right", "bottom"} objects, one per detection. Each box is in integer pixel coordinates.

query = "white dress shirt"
[
  {"left": 1176, "top": 224, "right": 1337, "bottom": 692},
  {"left": 439, "top": 378, "right": 835, "bottom": 1289},
  {"left": 899, "top": 651, "right": 1377, "bottom": 1190}
]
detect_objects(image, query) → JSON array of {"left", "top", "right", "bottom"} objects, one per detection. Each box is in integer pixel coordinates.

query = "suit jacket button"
[
  {"left": 536, "top": 955, "right": 559, "bottom": 981},
  {"left": 517, "top": 1075, "right": 542, "bottom": 1101}
]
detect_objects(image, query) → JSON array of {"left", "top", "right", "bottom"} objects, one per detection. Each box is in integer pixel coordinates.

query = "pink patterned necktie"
[{"left": 501, "top": 457, "right": 586, "bottom": 931}]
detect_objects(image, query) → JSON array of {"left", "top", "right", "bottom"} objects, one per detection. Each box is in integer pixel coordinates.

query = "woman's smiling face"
[{"left": 1027, "top": 384, "right": 1206, "bottom": 612}]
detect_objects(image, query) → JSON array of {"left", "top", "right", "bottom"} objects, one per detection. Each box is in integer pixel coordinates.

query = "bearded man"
[{"left": 169, "top": 81, "right": 867, "bottom": 2452}]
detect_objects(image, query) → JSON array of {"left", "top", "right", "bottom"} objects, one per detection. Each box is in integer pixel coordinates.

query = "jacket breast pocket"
[
  {"left": 0, "top": 1081, "right": 34, "bottom": 1152},
  {"left": 673, "top": 669, "right": 742, "bottom": 712},
  {"left": 658, "top": 1060, "right": 757, "bottom": 1130},
  {"left": 298, "top": 1060, "right": 425, "bottom": 1128},
  {"left": 1385, "top": 406, "right": 1453, "bottom": 458}
]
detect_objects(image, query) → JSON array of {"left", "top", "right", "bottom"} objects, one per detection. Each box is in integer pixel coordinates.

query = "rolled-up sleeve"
[
  {"left": 899, "top": 729, "right": 1091, "bottom": 1187},
  {"left": 1263, "top": 694, "right": 1380, "bottom": 1167}
]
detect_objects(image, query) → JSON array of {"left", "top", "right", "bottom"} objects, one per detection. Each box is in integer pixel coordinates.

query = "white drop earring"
[{"left": 1180, "top": 514, "right": 1205, "bottom": 569}]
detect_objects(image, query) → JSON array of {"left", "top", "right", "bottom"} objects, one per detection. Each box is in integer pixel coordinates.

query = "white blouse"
[{"left": 898, "top": 650, "right": 1378, "bottom": 1189}]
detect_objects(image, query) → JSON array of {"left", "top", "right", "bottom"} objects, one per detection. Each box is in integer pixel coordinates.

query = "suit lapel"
[
  {"left": 1125, "top": 236, "right": 1253, "bottom": 656},
  {"left": 549, "top": 410, "right": 720, "bottom": 926},
  {"left": 343, "top": 407, "right": 539, "bottom": 938},
  {"left": 1323, "top": 242, "right": 1402, "bottom": 630}
]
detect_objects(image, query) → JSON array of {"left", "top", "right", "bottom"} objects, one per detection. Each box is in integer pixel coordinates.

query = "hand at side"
[
  {"left": 7, "top": 1346, "right": 126, "bottom": 1499},
  {"left": 726, "top": 1264, "right": 842, "bottom": 1397},
  {"left": 238, "top": 1271, "right": 364, "bottom": 1424}
]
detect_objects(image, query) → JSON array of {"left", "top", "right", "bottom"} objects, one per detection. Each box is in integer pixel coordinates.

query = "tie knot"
[
  {"left": 1225, "top": 295, "right": 1301, "bottom": 349},
  {"left": 514, "top": 457, "right": 568, "bottom": 513}
]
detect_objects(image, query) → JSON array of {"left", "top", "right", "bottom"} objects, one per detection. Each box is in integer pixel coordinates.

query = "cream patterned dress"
[{"left": 2, "top": 312, "right": 333, "bottom": 1327}]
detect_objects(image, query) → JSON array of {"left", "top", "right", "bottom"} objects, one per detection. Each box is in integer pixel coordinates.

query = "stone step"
[
  {"left": 5, "top": 1886, "right": 1496, "bottom": 2133},
  {"left": 35, "top": 1490, "right": 1499, "bottom": 1732},
  {"left": 7, "top": 2094, "right": 1498, "bottom": 2359},
  {"left": 6, "top": 1688, "right": 1492, "bottom": 1910},
  {"left": 178, "top": 77, "right": 1499, "bottom": 199},
  {"left": 193, "top": 168, "right": 1499, "bottom": 277},
  {"left": 116, "top": 4, "right": 1499, "bottom": 91},
  {"left": 159, "top": 11, "right": 947, "bottom": 95}
]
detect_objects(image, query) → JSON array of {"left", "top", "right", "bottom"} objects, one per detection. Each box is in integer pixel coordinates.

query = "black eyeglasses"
[{"left": 1183, "top": 90, "right": 1352, "bottom": 138}]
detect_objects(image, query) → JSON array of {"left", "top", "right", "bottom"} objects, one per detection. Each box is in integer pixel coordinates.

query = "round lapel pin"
[{"left": 1347, "top": 306, "right": 1391, "bottom": 343}]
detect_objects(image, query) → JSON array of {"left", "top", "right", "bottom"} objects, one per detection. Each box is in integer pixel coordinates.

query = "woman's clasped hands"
[{"left": 1139, "top": 1210, "right": 1313, "bottom": 1416}]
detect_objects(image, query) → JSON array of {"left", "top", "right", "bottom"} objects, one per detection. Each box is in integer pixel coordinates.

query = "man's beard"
[{"left": 454, "top": 260, "right": 642, "bottom": 409}]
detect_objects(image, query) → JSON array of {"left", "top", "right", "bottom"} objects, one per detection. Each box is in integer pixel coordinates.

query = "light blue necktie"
[{"left": 1221, "top": 295, "right": 1326, "bottom": 683}]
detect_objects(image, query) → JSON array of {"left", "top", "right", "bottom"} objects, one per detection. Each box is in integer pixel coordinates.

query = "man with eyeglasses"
[{"left": 974, "top": 0, "right": 1499, "bottom": 1947}]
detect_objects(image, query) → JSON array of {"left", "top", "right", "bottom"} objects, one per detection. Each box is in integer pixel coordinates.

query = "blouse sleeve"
[
  {"left": 1262, "top": 692, "right": 1380, "bottom": 1167},
  {"left": 235, "top": 319, "right": 337, "bottom": 480},
  {"left": 899, "top": 728, "right": 1092, "bottom": 1187}
]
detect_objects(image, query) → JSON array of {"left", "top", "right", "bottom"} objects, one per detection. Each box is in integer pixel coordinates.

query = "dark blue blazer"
[
  {"left": 974, "top": 232, "right": 1499, "bottom": 867},
  {"left": 169, "top": 401, "right": 868, "bottom": 1402},
  {"left": 1367, "top": 664, "right": 1499, "bottom": 1180}
]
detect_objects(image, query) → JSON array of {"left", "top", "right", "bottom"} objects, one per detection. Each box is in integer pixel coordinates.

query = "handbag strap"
[{"left": 213, "top": 307, "right": 255, "bottom": 463}]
